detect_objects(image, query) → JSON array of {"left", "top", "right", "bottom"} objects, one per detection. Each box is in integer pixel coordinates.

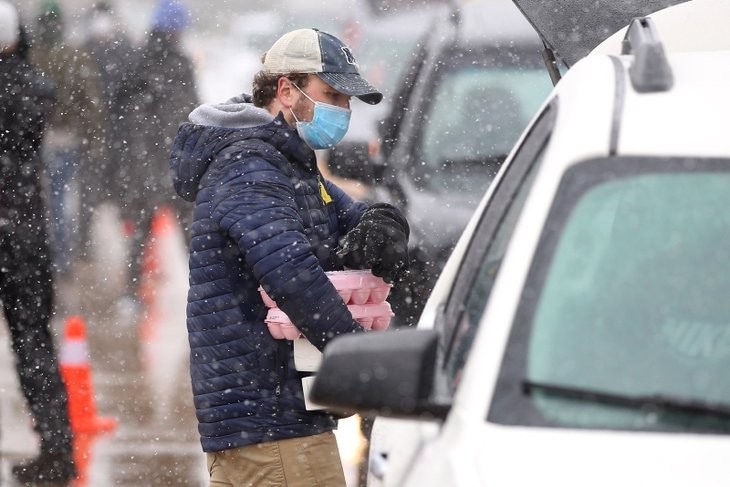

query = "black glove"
[{"left": 336, "top": 203, "right": 410, "bottom": 283}]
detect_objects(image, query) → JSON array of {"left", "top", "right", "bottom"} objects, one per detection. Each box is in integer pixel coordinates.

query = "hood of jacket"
[{"left": 170, "top": 94, "right": 316, "bottom": 202}]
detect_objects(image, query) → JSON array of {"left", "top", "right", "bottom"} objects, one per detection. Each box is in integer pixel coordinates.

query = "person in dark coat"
[
  {"left": 114, "top": 0, "right": 198, "bottom": 301},
  {"left": 0, "top": 2, "right": 76, "bottom": 483},
  {"left": 170, "top": 28, "right": 409, "bottom": 486},
  {"left": 31, "top": 0, "right": 105, "bottom": 271},
  {"left": 82, "top": 1, "right": 137, "bottom": 213}
]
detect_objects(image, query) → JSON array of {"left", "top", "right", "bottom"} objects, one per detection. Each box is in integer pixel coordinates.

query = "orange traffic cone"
[
  {"left": 137, "top": 206, "right": 177, "bottom": 344},
  {"left": 59, "top": 316, "right": 118, "bottom": 435},
  {"left": 70, "top": 432, "right": 97, "bottom": 487},
  {"left": 138, "top": 206, "right": 175, "bottom": 306}
]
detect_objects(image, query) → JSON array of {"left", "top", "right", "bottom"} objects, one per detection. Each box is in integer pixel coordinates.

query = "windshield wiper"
[{"left": 522, "top": 380, "right": 730, "bottom": 418}]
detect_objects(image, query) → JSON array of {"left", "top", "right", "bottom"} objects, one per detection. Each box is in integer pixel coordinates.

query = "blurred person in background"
[
  {"left": 31, "top": 0, "right": 105, "bottom": 275},
  {"left": 113, "top": 0, "right": 198, "bottom": 308},
  {"left": 0, "top": 1, "right": 76, "bottom": 483},
  {"left": 82, "top": 1, "right": 137, "bottom": 218},
  {"left": 169, "top": 28, "right": 409, "bottom": 486}
]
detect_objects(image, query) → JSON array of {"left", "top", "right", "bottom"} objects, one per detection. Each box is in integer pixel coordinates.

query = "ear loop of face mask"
[
  {"left": 289, "top": 83, "right": 312, "bottom": 124},
  {"left": 289, "top": 83, "right": 308, "bottom": 122}
]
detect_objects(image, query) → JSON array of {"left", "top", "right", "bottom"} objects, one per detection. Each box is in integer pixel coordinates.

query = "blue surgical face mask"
[{"left": 290, "top": 84, "right": 351, "bottom": 150}]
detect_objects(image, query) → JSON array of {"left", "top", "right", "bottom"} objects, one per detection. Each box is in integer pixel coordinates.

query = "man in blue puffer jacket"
[{"left": 170, "top": 28, "right": 410, "bottom": 486}]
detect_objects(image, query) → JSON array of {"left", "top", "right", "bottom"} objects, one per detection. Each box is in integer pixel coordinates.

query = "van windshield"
[{"left": 524, "top": 159, "right": 730, "bottom": 431}]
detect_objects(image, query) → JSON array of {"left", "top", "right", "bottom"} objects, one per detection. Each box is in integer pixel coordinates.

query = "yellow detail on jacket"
[{"left": 319, "top": 180, "right": 333, "bottom": 204}]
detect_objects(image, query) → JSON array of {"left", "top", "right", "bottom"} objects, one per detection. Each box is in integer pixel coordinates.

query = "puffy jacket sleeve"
[{"left": 210, "top": 158, "right": 364, "bottom": 351}]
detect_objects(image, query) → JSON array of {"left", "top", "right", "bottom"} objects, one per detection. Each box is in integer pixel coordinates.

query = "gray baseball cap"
[{"left": 263, "top": 28, "right": 383, "bottom": 105}]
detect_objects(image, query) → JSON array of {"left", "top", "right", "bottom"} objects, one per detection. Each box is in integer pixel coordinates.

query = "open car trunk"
[{"left": 511, "top": 0, "right": 690, "bottom": 66}]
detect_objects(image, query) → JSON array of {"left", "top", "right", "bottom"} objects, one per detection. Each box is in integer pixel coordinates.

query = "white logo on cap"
[{"left": 341, "top": 46, "right": 358, "bottom": 68}]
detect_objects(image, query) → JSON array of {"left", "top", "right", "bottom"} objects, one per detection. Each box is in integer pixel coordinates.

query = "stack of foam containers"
[
  {"left": 259, "top": 269, "right": 394, "bottom": 340},
  {"left": 259, "top": 270, "right": 394, "bottom": 410}
]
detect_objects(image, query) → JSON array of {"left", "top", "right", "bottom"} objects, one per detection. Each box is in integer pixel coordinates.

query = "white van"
[{"left": 311, "top": 0, "right": 730, "bottom": 485}]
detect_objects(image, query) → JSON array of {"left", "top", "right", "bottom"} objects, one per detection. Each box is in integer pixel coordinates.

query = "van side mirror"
[{"left": 310, "top": 329, "right": 449, "bottom": 419}]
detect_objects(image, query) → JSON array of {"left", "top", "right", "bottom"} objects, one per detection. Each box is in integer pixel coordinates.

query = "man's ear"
[{"left": 277, "top": 77, "right": 295, "bottom": 109}]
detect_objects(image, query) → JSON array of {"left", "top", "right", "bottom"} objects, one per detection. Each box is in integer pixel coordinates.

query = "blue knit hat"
[{"left": 151, "top": 0, "right": 190, "bottom": 33}]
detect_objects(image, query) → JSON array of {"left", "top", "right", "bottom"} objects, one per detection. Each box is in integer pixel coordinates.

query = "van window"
[
  {"left": 490, "top": 157, "right": 730, "bottom": 433},
  {"left": 440, "top": 102, "right": 557, "bottom": 391},
  {"left": 444, "top": 157, "right": 541, "bottom": 387}
]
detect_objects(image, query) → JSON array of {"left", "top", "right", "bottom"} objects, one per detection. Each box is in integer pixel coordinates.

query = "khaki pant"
[{"left": 207, "top": 431, "right": 347, "bottom": 487}]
